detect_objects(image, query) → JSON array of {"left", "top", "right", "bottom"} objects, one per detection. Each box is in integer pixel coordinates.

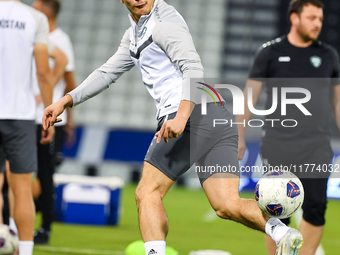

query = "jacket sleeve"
[{"left": 68, "top": 29, "right": 135, "bottom": 106}]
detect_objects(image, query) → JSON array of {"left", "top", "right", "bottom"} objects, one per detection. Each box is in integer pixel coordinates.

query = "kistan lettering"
[{"left": 0, "top": 20, "right": 26, "bottom": 30}]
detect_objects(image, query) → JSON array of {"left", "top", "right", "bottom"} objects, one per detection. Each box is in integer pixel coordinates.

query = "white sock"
[
  {"left": 19, "top": 241, "right": 34, "bottom": 255},
  {"left": 144, "top": 240, "right": 166, "bottom": 255},
  {"left": 265, "top": 218, "right": 289, "bottom": 245},
  {"left": 9, "top": 218, "right": 18, "bottom": 235}
]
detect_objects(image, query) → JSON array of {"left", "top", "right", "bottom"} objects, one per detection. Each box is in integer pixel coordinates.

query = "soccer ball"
[
  {"left": 0, "top": 224, "right": 18, "bottom": 255},
  {"left": 255, "top": 170, "right": 304, "bottom": 219}
]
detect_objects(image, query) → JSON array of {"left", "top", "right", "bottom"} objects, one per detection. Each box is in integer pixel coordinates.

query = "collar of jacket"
[{"left": 128, "top": 0, "right": 160, "bottom": 32}]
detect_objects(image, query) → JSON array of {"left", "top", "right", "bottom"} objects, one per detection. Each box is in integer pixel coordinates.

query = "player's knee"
[
  {"left": 11, "top": 185, "right": 32, "bottom": 199},
  {"left": 135, "top": 185, "right": 162, "bottom": 205},
  {"left": 135, "top": 185, "right": 145, "bottom": 205},
  {"left": 302, "top": 201, "right": 326, "bottom": 226}
]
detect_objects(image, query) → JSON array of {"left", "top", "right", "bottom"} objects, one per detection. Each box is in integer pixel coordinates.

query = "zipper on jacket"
[{"left": 135, "top": 25, "right": 138, "bottom": 47}]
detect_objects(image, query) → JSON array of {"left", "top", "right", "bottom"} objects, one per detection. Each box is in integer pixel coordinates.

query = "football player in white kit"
[
  {"left": 42, "top": 1, "right": 304, "bottom": 254},
  {"left": 0, "top": 0, "right": 55, "bottom": 254}
]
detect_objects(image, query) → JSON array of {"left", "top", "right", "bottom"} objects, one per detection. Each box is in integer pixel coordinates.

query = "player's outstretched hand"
[
  {"left": 43, "top": 94, "right": 73, "bottom": 130},
  {"left": 238, "top": 137, "right": 246, "bottom": 160},
  {"left": 156, "top": 117, "right": 186, "bottom": 143}
]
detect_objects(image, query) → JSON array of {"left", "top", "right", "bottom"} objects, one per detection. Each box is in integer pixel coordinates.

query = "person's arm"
[
  {"left": 43, "top": 29, "right": 134, "bottom": 129},
  {"left": 64, "top": 71, "right": 76, "bottom": 94},
  {"left": 50, "top": 46, "right": 68, "bottom": 87},
  {"left": 330, "top": 45, "right": 340, "bottom": 130},
  {"left": 67, "top": 29, "right": 134, "bottom": 107},
  {"left": 235, "top": 42, "right": 271, "bottom": 158},
  {"left": 331, "top": 85, "right": 340, "bottom": 130},
  {"left": 153, "top": 20, "right": 204, "bottom": 143},
  {"left": 156, "top": 100, "right": 195, "bottom": 143},
  {"left": 34, "top": 43, "right": 53, "bottom": 107},
  {"left": 32, "top": 10, "right": 55, "bottom": 143},
  {"left": 235, "top": 79, "right": 263, "bottom": 159},
  {"left": 42, "top": 94, "right": 73, "bottom": 130},
  {"left": 34, "top": 46, "right": 67, "bottom": 110},
  {"left": 63, "top": 71, "right": 77, "bottom": 144},
  {"left": 34, "top": 43, "right": 56, "bottom": 144}
]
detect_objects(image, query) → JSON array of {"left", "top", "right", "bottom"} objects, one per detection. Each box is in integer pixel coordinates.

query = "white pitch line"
[{"left": 35, "top": 246, "right": 125, "bottom": 255}]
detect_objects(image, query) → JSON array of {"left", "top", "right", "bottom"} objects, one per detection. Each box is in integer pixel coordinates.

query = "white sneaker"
[{"left": 276, "top": 228, "right": 304, "bottom": 255}]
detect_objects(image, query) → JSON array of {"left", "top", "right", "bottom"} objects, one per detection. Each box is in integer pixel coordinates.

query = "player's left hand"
[
  {"left": 40, "top": 125, "right": 55, "bottom": 144},
  {"left": 156, "top": 117, "right": 186, "bottom": 143}
]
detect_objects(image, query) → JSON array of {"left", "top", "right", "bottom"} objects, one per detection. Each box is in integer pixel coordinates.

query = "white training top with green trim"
[
  {"left": 68, "top": 0, "right": 206, "bottom": 119},
  {"left": 0, "top": 1, "right": 49, "bottom": 120}
]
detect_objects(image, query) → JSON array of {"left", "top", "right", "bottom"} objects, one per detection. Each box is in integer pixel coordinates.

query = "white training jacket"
[{"left": 68, "top": 0, "right": 204, "bottom": 119}]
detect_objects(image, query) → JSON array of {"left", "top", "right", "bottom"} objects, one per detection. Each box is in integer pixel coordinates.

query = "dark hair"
[
  {"left": 40, "top": 0, "right": 61, "bottom": 18},
  {"left": 288, "top": 0, "right": 324, "bottom": 23}
]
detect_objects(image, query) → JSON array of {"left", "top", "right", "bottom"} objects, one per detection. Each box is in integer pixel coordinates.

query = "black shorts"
[
  {"left": 145, "top": 103, "right": 239, "bottom": 184},
  {"left": 261, "top": 138, "right": 333, "bottom": 179},
  {"left": 261, "top": 138, "right": 332, "bottom": 225},
  {"left": 0, "top": 120, "right": 37, "bottom": 174}
]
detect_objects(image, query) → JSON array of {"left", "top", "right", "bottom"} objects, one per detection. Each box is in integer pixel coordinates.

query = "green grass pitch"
[{"left": 33, "top": 184, "right": 340, "bottom": 255}]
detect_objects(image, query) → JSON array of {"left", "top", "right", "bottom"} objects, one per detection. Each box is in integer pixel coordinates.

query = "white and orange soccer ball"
[{"left": 255, "top": 170, "right": 304, "bottom": 219}]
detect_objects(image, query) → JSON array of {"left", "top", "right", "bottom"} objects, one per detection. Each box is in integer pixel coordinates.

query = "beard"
[{"left": 297, "top": 26, "right": 320, "bottom": 42}]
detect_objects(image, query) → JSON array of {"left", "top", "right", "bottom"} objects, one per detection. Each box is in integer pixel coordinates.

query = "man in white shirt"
[
  {"left": 32, "top": 0, "right": 76, "bottom": 245},
  {"left": 42, "top": 1, "right": 304, "bottom": 254},
  {"left": 0, "top": 0, "right": 54, "bottom": 254}
]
